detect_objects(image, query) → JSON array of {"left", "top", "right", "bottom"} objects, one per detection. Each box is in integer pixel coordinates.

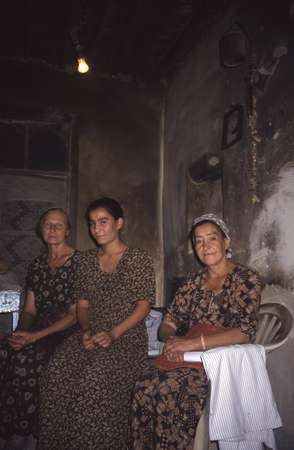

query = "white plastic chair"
[
  {"left": 193, "top": 302, "right": 293, "bottom": 450},
  {"left": 254, "top": 302, "right": 293, "bottom": 352}
]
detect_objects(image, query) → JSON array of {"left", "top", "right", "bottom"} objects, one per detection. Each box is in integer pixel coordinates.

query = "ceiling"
[{"left": 1, "top": 0, "right": 231, "bottom": 81}]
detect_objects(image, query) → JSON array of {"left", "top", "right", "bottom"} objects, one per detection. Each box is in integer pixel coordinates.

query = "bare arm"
[
  {"left": 111, "top": 300, "right": 150, "bottom": 339},
  {"left": 200, "top": 327, "right": 249, "bottom": 349},
  {"left": 92, "top": 300, "right": 151, "bottom": 348},
  {"left": 16, "top": 290, "right": 37, "bottom": 331},
  {"left": 11, "top": 304, "right": 77, "bottom": 349},
  {"left": 29, "top": 304, "right": 76, "bottom": 340},
  {"left": 9, "top": 290, "right": 37, "bottom": 350},
  {"left": 77, "top": 299, "right": 91, "bottom": 332},
  {"left": 77, "top": 299, "right": 95, "bottom": 350},
  {"left": 158, "top": 321, "right": 177, "bottom": 342},
  {"left": 10, "top": 290, "right": 77, "bottom": 350},
  {"left": 164, "top": 327, "right": 249, "bottom": 355}
]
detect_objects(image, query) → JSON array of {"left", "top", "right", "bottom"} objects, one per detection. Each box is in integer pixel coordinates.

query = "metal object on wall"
[
  {"left": 222, "top": 104, "right": 244, "bottom": 150},
  {"left": 219, "top": 23, "right": 249, "bottom": 68},
  {"left": 189, "top": 153, "right": 222, "bottom": 183}
]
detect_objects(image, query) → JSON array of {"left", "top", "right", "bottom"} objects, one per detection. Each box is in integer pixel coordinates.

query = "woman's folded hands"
[
  {"left": 82, "top": 330, "right": 114, "bottom": 350},
  {"left": 163, "top": 336, "right": 196, "bottom": 361}
]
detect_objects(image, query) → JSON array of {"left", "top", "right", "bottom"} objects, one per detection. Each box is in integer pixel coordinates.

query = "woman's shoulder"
[
  {"left": 232, "top": 264, "right": 263, "bottom": 287},
  {"left": 68, "top": 249, "right": 82, "bottom": 263},
  {"left": 29, "top": 251, "right": 47, "bottom": 268},
  {"left": 77, "top": 248, "right": 98, "bottom": 262},
  {"left": 176, "top": 268, "right": 206, "bottom": 290},
  {"left": 187, "top": 267, "right": 206, "bottom": 280},
  {"left": 125, "top": 247, "right": 153, "bottom": 261}
]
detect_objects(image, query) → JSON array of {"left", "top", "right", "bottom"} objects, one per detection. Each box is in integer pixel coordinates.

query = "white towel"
[
  {"left": 183, "top": 351, "right": 203, "bottom": 362},
  {"left": 201, "top": 344, "right": 282, "bottom": 450}
]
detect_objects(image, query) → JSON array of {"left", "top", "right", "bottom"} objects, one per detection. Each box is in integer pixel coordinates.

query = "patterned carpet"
[{"left": 0, "top": 200, "right": 54, "bottom": 286}]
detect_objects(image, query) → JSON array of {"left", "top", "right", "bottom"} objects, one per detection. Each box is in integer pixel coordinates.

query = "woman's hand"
[
  {"left": 82, "top": 331, "right": 95, "bottom": 350},
  {"left": 92, "top": 331, "right": 114, "bottom": 348},
  {"left": 164, "top": 336, "right": 195, "bottom": 354},
  {"left": 164, "top": 350, "right": 184, "bottom": 362},
  {"left": 8, "top": 331, "right": 38, "bottom": 350}
]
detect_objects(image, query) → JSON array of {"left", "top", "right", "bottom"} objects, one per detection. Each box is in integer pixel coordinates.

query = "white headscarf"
[{"left": 191, "top": 213, "right": 232, "bottom": 258}]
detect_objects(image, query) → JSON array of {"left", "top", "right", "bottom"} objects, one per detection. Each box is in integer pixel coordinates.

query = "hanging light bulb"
[
  {"left": 77, "top": 57, "right": 89, "bottom": 74},
  {"left": 70, "top": 28, "right": 90, "bottom": 75}
]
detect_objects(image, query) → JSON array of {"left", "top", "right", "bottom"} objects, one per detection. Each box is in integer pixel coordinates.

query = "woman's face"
[
  {"left": 41, "top": 210, "right": 69, "bottom": 245},
  {"left": 193, "top": 222, "right": 229, "bottom": 267},
  {"left": 88, "top": 207, "right": 123, "bottom": 246}
]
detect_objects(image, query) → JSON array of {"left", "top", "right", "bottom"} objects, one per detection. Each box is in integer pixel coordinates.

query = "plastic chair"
[
  {"left": 254, "top": 302, "right": 293, "bottom": 352},
  {"left": 193, "top": 302, "right": 293, "bottom": 450}
]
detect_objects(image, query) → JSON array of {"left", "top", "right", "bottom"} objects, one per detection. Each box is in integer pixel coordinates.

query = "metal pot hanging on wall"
[{"left": 219, "top": 23, "right": 249, "bottom": 68}]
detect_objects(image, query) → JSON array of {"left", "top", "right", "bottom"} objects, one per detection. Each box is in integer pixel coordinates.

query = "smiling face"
[
  {"left": 193, "top": 222, "right": 230, "bottom": 268},
  {"left": 41, "top": 210, "right": 69, "bottom": 246},
  {"left": 88, "top": 207, "right": 123, "bottom": 246}
]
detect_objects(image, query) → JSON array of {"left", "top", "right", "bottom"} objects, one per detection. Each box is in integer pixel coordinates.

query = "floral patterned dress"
[
  {"left": 130, "top": 264, "right": 263, "bottom": 450},
  {"left": 38, "top": 247, "right": 155, "bottom": 450},
  {"left": 0, "top": 251, "right": 80, "bottom": 439}
]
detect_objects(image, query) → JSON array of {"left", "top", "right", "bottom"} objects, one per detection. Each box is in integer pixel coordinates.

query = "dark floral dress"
[
  {"left": 0, "top": 250, "right": 80, "bottom": 439},
  {"left": 130, "top": 264, "right": 263, "bottom": 450},
  {"left": 38, "top": 247, "right": 155, "bottom": 450}
]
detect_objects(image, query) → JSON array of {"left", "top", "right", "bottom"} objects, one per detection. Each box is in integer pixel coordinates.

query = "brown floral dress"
[
  {"left": 129, "top": 264, "right": 263, "bottom": 450},
  {"left": 38, "top": 247, "right": 155, "bottom": 450},
  {"left": 0, "top": 250, "right": 80, "bottom": 440}
]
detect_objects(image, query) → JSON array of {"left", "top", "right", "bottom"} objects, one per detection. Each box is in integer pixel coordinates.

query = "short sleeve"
[
  {"left": 72, "top": 251, "right": 94, "bottom": 302},
  {"left": 225, "top": 268, "right": 263, "bottom": 341},
  {"left": 25, "top": 261, "right": 34, "bottom": 292},
  {"left": 127, "top": 249, "right": 156, "bottom": 305},
  {"left": 164, "top": 272, "right": 199, "bottom": 331},
  {"left": 25, "top": 257, "right": 40, "bottom": 293}
]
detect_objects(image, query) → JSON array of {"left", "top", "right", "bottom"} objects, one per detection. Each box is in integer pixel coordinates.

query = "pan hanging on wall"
[{"left": 222, "top": 104, "right": 244, "bottom": 150}]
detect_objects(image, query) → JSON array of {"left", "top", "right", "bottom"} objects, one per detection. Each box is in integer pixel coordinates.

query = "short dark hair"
[
  {"left": 190, "top": 219, "right": 226, "bottom": 246},
  {"left": 85, "top": 197, "right": 124, "bottom": 222},
  {"left": 37, "top": 208, "right": 71, "bottom": 238}
]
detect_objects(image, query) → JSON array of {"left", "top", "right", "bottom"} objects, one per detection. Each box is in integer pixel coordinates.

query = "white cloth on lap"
[
  {"left": 201, "top": 344, "right": 282, "bottom": 450},
  {"left": 183, "top": 351, "right": 203, "bottom": 362}
]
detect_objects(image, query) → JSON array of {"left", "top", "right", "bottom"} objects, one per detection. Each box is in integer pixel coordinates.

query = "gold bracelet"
[{"left": 200, "top": 334, "right": 206, "bottom": 350}]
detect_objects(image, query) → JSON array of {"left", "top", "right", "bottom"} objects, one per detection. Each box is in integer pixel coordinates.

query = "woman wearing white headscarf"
[{"left": 130, "top": 214, "right": 263, "bottom": 450}]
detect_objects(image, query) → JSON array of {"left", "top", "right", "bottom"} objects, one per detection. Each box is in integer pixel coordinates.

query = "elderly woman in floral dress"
[
  {"left": 0, "top": 208, "right": 79, "bottom": 450},
  {"left": 130, "top": 213, "right": 263, "bottom": 450}
]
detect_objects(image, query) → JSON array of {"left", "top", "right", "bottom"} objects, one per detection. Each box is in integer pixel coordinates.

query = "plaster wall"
[
  {"left": 164, "top": 1, "right": 294, "bottom": 447},
  {"left": 76, "top": 85, "right": 165, "bottom": 303},
  {"left": 163, "top": 7, "right": 236, "bottom": 287},
  {"left": 1, "top": 63, "right": 164, "bottom": 303}
]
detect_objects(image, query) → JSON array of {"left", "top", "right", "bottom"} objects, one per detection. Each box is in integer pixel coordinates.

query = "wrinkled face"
[
  {"left": 88, "top": 207, "right": 123, "bottom": 246},
  {"left": 194, "top": 222, "right": 229, "bottom": 267},
  {"left": 41, "top": 210, "right": 69, "bottom": 245}
]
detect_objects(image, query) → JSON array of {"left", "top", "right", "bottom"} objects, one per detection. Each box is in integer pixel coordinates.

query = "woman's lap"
[
  {"left": 0, "top": 339, "right": 51, "bottom": 438},
  {"left": 39, "top": 333, "right": 145, "bottom": 450},
  {"left": 130, "top": 364, "right": 209, "bottom": 450}
]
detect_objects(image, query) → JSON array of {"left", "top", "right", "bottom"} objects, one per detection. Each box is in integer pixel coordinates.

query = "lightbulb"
[{"left": 77, "top": 57, "right": 89, "bottom": 74}]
